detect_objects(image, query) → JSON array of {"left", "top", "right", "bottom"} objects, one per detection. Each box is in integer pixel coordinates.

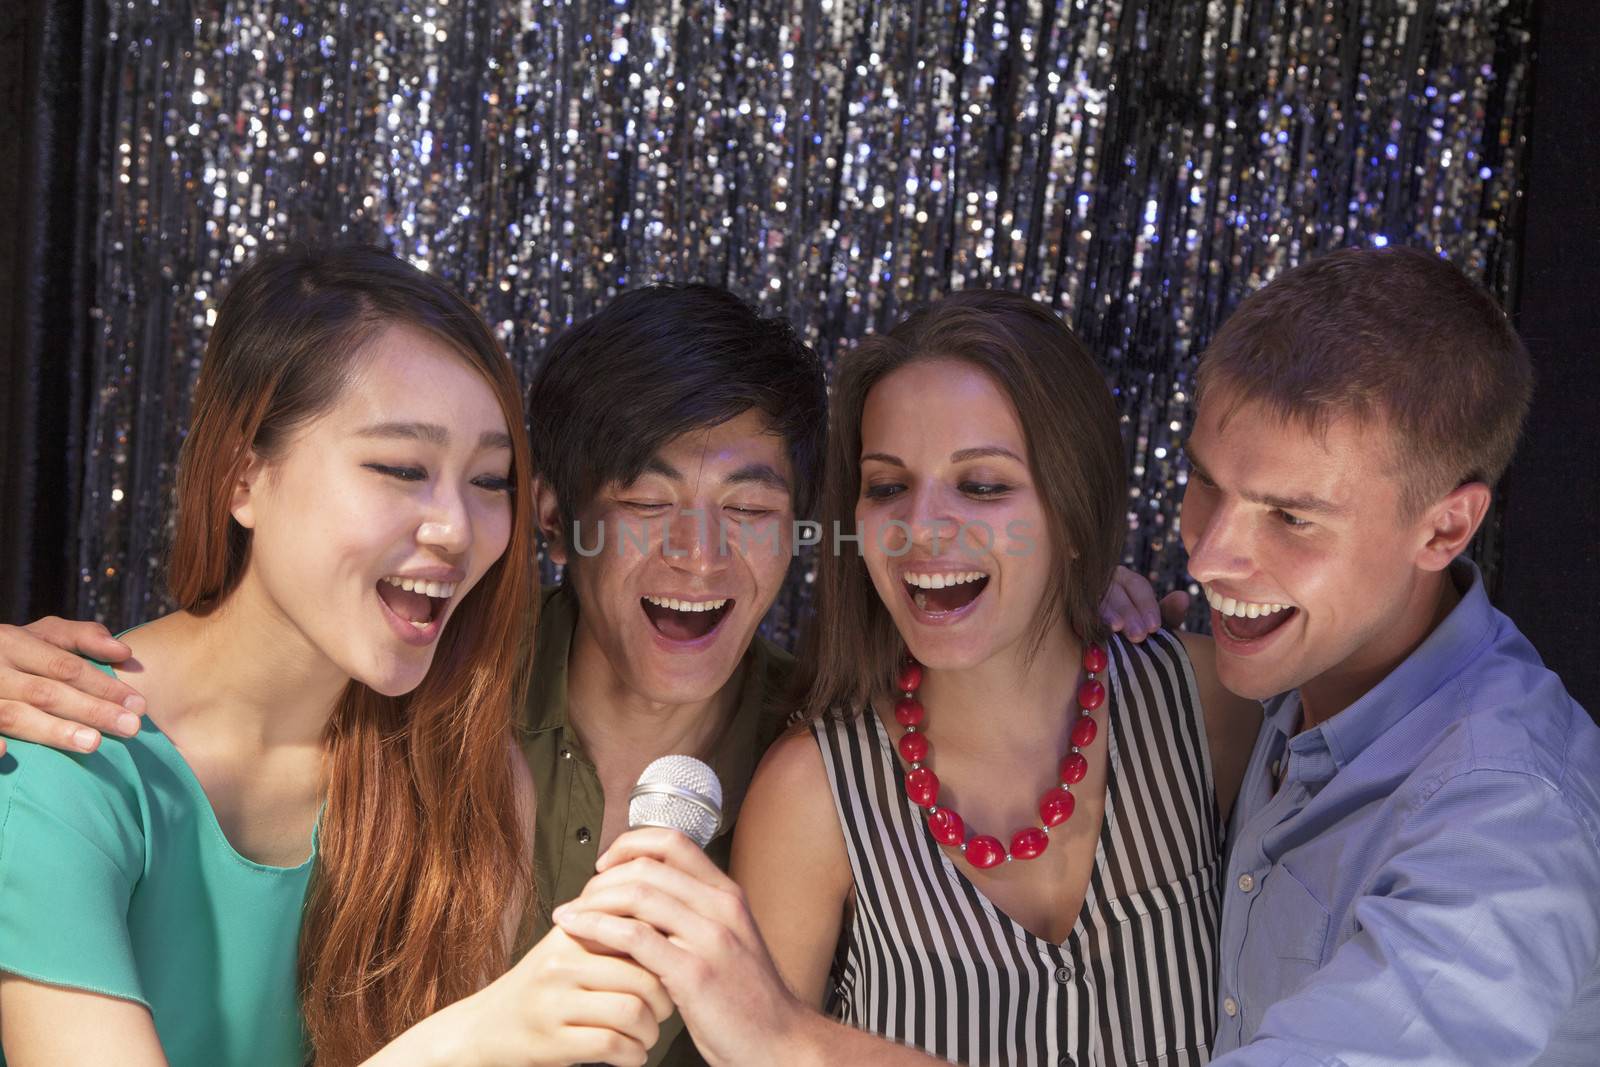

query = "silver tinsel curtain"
[{"left": 82, "top": 0, "right": 1533, "bottom": 647}]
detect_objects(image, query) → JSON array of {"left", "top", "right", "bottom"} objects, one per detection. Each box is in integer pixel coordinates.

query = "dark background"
[{"left": 3, "top": 0, "right": 1596, "bottom": 714}]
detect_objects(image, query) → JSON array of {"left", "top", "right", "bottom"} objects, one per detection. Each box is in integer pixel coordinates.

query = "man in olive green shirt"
[
  {"left": 513, "top": 286, "right": 824, "bottom": 1067},
  {"left": 520, "top": 583, "right": 793, "bottom": 950}
]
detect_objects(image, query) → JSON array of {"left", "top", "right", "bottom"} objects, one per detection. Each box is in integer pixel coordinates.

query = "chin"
[
  {"left": 356, "top": 653, "right": 436, "bottom": 699},
  {"left": 633, "top": 656, "right": 735, "bottom": 706},
  {"left": 899, "top": 628, "right": 992, "bottom": 672},
  {"left": 1215, "top": 656, "right": 1293, "bottom": 703}
]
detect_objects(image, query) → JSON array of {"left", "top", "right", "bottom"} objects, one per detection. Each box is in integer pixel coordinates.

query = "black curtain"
[
  {"left": 1, "top": 0, "right": 103, "bottom": 622},
  {"left": 1501, "top": 0, "right": 1600, "bottom": 712}
]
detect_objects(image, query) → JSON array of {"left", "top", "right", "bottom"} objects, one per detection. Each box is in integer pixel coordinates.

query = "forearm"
[
  {"left": 781, "top": 1009, "right": 948, "bottom": 1067},
  {"left": 357, "top": 1009, "right": 463, "bottom": 1067}
]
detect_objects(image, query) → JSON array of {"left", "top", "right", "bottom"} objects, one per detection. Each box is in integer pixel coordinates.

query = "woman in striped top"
[{"left": 732, "top": 290, "right": 1259, "bottom": 1066}]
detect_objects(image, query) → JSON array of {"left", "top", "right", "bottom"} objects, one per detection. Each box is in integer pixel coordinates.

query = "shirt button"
[
  {"left": 1223, "top": 996, "right": 1239, "bottom": 1017},
  {"left": 559, "top": 747, "right": 572, "bottom": 759},
  {"left": 1237, "top": 872, "right": 1255, "bottom": 893},
  {"left": 576, "top": 827, "right": 592, "bottom": 845},
  {"left": 1054, "top": 964, "right": 1073, "bottom": 983}
]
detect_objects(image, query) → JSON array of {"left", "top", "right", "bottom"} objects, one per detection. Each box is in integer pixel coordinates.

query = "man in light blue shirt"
[{"left": 1179, "top": 246, "right": 1600, "bottom": 1065}]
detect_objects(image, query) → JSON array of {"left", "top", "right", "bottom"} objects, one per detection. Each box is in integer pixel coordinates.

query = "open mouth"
[
  {"left": 903, "top": 570, "right": 990, "bottom": 615},
  {"left": 1204, "top": 585, "right": 1298, "bottom": 643},
  {"left": 640, "top": 595, "right": 733, "bottom": 643},
  {"left": 376, "top": 575, "right": 456, "bottom": 632}
]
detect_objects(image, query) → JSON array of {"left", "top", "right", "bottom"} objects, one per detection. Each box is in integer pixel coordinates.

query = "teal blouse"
[{"left": 0, "top": 661, "right": 314, "bottom": 1066}]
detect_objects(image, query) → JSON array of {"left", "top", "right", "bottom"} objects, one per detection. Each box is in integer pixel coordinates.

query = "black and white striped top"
[{"left": 812, "top": 631, "right": 1220, "bottom": 1066}]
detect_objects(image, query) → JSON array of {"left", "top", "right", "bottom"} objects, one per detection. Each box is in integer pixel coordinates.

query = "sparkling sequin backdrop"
[{"left": 82, "top": 0, "right": 1533, "bottom": 646}]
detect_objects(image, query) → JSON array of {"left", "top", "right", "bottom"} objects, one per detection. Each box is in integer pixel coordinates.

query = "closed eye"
[
  {"left": 959, "top": 482, "right": 1011, "bottom": 498},
  {"left": 1276, "top": 509, "right": 1310, "bottom": 528},
  {"left": 366, "top": 463, "right": 426, "bottom": 482}
]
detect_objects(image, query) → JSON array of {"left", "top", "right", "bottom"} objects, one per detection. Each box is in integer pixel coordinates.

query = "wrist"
[
  {"left": 370, "top": 1000, "right": 473, "bottom": 1067},
  {"left": 774, "top": 998, "right": 833, "bottom": 1067}
]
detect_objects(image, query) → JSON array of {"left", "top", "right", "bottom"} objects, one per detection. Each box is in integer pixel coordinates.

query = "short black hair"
[{"left": 527, "top": 283, "right": 828, "bottom": 537}]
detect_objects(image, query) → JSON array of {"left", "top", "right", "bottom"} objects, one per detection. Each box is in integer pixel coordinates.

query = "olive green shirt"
[{"left": 516, "top": 586, "right": 794, "bottom": 1066}]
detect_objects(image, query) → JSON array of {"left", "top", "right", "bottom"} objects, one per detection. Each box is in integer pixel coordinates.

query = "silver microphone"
[{"left": 627, "top": 755, "right": 724, "bottom": 849}]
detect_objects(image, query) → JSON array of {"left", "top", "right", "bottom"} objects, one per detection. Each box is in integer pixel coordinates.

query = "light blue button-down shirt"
[{"left": 1211, "top": 561, "right": 1600, "bottom": 1066}]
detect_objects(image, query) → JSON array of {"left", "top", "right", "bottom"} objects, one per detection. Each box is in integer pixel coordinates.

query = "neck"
[
  {"left": 563, "top": 620, "right": 743, "bottom": 773},
  {"left": 915, "top": 621, "right": 1086, "bottom": 757},
  {"left": 1298, "top": 566, "right": 1461, "bottom": 730},
  {"left": 149, "top": 573, "right": 350, "bottom": 749}
]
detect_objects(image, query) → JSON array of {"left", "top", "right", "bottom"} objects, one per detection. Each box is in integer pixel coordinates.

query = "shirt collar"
[
  {"left": 1302, "top": 558, "right": 1497, "bottom": 770},
  {"left": 519, "top": 583, "right": 790, "bottom": 829}
]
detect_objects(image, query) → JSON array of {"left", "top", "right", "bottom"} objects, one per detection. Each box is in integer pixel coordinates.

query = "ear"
[
  {"left": 1414, "top": 481, "right": 1492, "bottom": 572},
  {"left": 532, "top": 476, "right": 568, "bottom": 566},
  {"left": 228, "top": 449, "right": 267, "bottom": 530}
]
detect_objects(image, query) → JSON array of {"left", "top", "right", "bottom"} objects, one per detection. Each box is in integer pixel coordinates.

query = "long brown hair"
[
  {"left": 795, "top": 289, "right": 1124, "bottom": 722},
  {"left": 170, "top": 245, "right": 536, "bottom": 1064}
]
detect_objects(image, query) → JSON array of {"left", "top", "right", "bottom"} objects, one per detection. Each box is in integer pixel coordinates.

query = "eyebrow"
[
  {"left": 1182, "top": 442, "right": 1345, "bottom": 516},
  {"left": 640, "top": 457, "right": 791, "bottom": 492},
  {"left": 861, "top": 446, "right": 1026, "bottom": 466},
  {"left": 355, "top": 421, "right": 514, "bottom": 451}
]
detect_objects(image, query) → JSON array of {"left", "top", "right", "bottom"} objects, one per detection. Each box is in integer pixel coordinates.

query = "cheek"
[
  {"left": 855, "top": 503, "right": 908, "bottom": 560},
  {"left": 737, "top": 519, "right": 792, "bottom": 590},
  {"left": 474, "top": 500, "right": 514, "bottom": 569}
]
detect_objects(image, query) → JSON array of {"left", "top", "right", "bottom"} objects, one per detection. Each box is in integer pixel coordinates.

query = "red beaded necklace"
[{"left": 892, "top": 642, "right": 1108, "bottom": 870}]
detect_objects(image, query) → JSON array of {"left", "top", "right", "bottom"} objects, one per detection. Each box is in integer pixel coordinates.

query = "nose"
[
  {"left": 902, "top": 483, "right": 961, "bottom": 556},
  {"left": 417, "top": 489, "right": 472, "bottom": 557},
  {"left": 1183, "top": 495, "right": 1253, "bottom": 585},
  {"left": 663, "top": 506, "right": 728, "bottom": 577}
]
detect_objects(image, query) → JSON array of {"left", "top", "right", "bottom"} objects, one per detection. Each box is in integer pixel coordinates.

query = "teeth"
[
  {"left": 901, "top": 571, "right": 987, "bottom": 590},
  {"left": 383, "top": 576, "right": 456, "bottom": 599},
  {"left": 643, "top": 595, "right": 729, "bottom": 613},
  {"left": 914, "top": 591, "right": 929, "bottom": 612},
  {"left": 1202, "top": 585, "right": 1291, "bottom": 618}
]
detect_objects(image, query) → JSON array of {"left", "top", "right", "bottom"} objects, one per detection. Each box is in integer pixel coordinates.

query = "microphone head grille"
[{"left": 628, "top": 755, "right": 723, "bottom": 849}]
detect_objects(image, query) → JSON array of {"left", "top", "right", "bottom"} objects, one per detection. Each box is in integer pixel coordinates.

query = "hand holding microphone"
[{"left": 553, "top": 756, "right": 816, "bottom": 1067}]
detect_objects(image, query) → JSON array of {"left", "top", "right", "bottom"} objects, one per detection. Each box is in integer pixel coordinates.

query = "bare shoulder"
[
  {"left": 751, "top": 725, "right": 834, "bottom": 800},
  {"left": 732, "top": 725, "right": 849, "bottom": 889},
  {"left": 1176, "top": 631, "right": 1262, "bottom": 822},
  {"left": 732, "top": 722, "right": 853, "bottom": 1004}
]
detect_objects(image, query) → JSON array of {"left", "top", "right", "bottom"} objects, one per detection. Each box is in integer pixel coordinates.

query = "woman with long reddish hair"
[{"left": 0, "top": 247, "right": 668, "bottom": 1067}]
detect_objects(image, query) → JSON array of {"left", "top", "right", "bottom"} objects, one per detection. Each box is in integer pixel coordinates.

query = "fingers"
[
  {"left": 558, "top": 874, "right": 727, "bottom": 952},
  {"left": 1159, "top": 590, "right": 1192, "bottom": 630},
  {"left": 554, "top": 909, "right": 702, "bottom": 993},
  {"left": 1100, "top": 575, "right": 1152, "bottom": 643},
  {"left": 567, "top": 943, "right": 676, "bottom": 1022},
  {"left": 596, "top": 826, "right": 730, "bottom": 881},
  {"left": 0, "top": 700, "right": 107, "bottom": 753},
  {"left": 550, "top": 1025, "right": 652, "bottom": 1067},
  {"left": 517, "top": 928, "right": 676, "bottom": 1025},
  {"left": 1120, "top": 570, "right": 1163, "bottom": 635},
  {"left": 19, "top": 618, "right": 134, "bottom": 665},
  {"left": 0, "top": 624, "right": 146, "bottom": 744},
  {"left": 578, "top": 855, "right": 749, "bottom": 936},
  {"left": 1101, "top": 567, "right": 1162, "bottom": 641},
  {"left": 558, "top": 992, "right": 663, "bottom": 1056}
]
